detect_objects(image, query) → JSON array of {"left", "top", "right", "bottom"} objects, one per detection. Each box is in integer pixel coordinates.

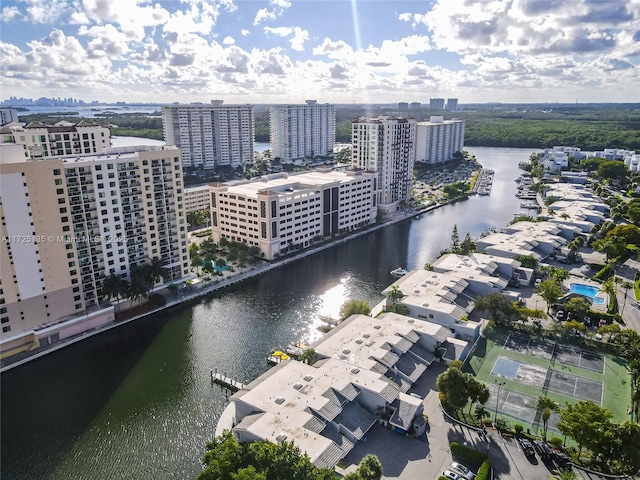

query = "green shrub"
[
  {"left": 450, "top": 441, "right": 489, "bottom": 464},
  {"left": 514, "top": 424, "right": 524, "bottom": 435},
  {"left": 548, "top": 437, "right": 563, "bottom": 448},
  {"left": 475, "top": 459, "right": 491, "bottom": 480}
]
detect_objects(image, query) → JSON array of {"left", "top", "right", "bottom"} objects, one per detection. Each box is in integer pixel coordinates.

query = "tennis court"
[
  {"left": 491, "top": 356, "right": 603, "bottom": 404},
  {"left": 504, "top": 333, "right": 605, "bottom": 374},
  {"left": 554, "top": 345, "right": 605, "bottom": 374},
  {"left": 504, "top": 333, "right": 555, "bottom": 360}
]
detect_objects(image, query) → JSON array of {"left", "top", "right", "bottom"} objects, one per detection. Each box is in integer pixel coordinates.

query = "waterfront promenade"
[{"left": 0, "top": 204, "right": 434, "bottom": 373}]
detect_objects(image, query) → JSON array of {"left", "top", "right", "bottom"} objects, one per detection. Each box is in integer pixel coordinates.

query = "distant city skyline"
[{"left": 1, "top": 1, "right": 638, "bottom": 104}]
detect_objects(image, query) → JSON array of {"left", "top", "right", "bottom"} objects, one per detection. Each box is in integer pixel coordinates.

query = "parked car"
[
  {"left": 533, "top": 440, "right": 552, "bottom": 459},
  {"left": 552, "top": 449, "right": 571, "bottom": 467},
  {"left": 442, "top": 470, "right": 462, "bottom": 480},
  {"left": 450, "top": 462, "right": 476, "bottom": 479},
  {"left": 519, "top": 438, "right": 536, "bottom": 457},
  {"left": 556, "top": 310, "right": 566, "bottom": 321}
]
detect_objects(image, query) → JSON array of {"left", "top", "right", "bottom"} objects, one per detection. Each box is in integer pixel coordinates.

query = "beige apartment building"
[
  {"left": 0, "top": 120, "right": 110, "bottom": 159},
  {"left": 209, "top": 169, "right": 377, "bottom": 260},
  {"left": 0, "top": 144, "right": 189, "bottom": 358}
]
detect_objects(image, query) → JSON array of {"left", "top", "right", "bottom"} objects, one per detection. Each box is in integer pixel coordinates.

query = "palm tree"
[
  {"left": 127, "top": 266, "right": 152, "bottom": 309},
  {"left": 146, "top": 257, "right": 167, "bottom": 293},
  {"left": 475, "top": 404, "right": 490, "bottom": 427},
  {"left": 101, "top": 274, "right": 129, "bottom": 314},
  {"left": 388, "top": 285, "right": 405, "bottom": 304},
  {"left": 535, "top": 395, "right": 559, "bottom": 440},
  {"left": 298, "top": 348, "right": 316, "bottom": 365}
]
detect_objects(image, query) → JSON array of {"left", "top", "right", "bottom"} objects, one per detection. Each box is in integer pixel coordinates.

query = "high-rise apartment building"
[
  {"left": 351, "top": 117, "right": 415, "bottom": 215},
  {"left": 162, "top": 101, "right": 254, "bottom": 170},
  {"left": 0, "top": 145, "right": 189, "bottom": 356},
  {"left": 269, "top": 101, "right": 335, "bottom": 163},
  {"left": 0, "top": 120, "right": 110, "bottom": 159},
  {"left": 429, "top": 98, "right": 445, "bottom": 111},
  {"left": 415, "top": 116, "right": 465, "bottom": 164},
  {"left": 0, "top": 108, "right": 19, "bottom": 124},
  {"left": 209, "top": 169, "right": 377, "bottom": 260},
  {"left": 445, "top": 98, "right": 458, "bottom": 111}
]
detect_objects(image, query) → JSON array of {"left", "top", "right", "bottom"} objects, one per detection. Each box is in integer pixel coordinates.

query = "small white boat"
[{"left": 390, "top": 267, "right": 409, "bottom": 277}]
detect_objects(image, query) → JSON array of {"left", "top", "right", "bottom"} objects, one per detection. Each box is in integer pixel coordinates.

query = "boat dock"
[{"left": 211, "top": 369, "right": 245, "bottom": 392}]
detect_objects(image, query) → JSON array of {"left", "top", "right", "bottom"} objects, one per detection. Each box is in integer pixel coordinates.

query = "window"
[
  {"left": 2, "top": 326, "right": 10, "bottom": 333},
  {"left": 53, "top": 169, "right": 61, "bottom": 175}
]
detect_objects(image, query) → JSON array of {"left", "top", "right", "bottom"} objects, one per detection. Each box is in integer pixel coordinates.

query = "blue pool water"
[{"left": 570, "top": 283, "right": 605, "bottom": 304}]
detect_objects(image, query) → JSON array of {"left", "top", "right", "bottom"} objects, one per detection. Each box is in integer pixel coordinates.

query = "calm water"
[{"left": 0, "top": 147, "right": 536, "bottom": 480}]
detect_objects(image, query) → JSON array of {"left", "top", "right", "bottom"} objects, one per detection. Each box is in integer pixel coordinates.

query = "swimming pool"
[{"left": 569, "top": 283, "right": 605, "bottom": 304}]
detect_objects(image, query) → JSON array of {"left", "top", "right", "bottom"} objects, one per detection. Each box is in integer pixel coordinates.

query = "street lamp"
[{"left": 494, "top": 379, "right": 505, "bottom": 425}]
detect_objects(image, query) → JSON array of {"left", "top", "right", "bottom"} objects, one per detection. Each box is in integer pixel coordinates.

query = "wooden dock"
[{"left": 211, "top": 369, "right": 245, "bottom": 392}]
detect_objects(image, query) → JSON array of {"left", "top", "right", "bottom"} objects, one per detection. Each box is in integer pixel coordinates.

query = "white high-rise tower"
[{"left": 270, "top": 101, "right": 335, "bottom": 162}]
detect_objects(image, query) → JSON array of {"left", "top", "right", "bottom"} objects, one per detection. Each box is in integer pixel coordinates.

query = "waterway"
[{"left": 0, "top": 147, "right": 537, "bottom": 480}]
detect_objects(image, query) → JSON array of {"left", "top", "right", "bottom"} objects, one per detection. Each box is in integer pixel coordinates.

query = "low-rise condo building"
[
  {"left": 209, "top": 169, "right": 377, "bottom": 260},
  {"left": 432, "top": 252, "right": 531, "bottom": 287},
  {"left": 382, "top": 269, "right": 505, "bottom": 340},
  {"left": 218, "top": 312, "right": 470, "bottom": 468},
  {"left": 476, "top": 227, "right": 566, "bottom": 261}
]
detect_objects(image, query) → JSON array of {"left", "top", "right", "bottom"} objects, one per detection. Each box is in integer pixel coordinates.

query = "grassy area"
[{"left": 466, "top": 324, "right": 632, "bottom": 428}]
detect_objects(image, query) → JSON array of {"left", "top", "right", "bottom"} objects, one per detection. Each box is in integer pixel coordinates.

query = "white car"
[
  {"left": 442, "top": 470, "right": 462, "bottom": 480},
  {"left": 451, "top": 462, "right": 476, "bottom": 479}
]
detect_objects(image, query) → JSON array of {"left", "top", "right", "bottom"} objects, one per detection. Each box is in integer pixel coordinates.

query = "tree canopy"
[
  {"left": 198, "top": 432, "right": 336, "bottom": 480},
  {"left": 340, "top": 299, "right": 371, "bottom": 319},
  {"left": 436, "top": 360, "right": 489, "bottom": 412}
]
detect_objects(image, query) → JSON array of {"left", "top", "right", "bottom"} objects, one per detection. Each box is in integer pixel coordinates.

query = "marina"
[{"left": 475, "top": 168, "right": 494, "bottom": 195}]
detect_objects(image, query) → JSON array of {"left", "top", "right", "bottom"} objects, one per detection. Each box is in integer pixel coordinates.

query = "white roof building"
[
  {"left": 382, "top": 269, "right": 505, "bottom": 340},
  {"left": 477, "top": 227, "right": 566, "bottom": 261},
  {"left": 209, "top": 169, "right": 377, "bottom": 260},
  {"left": 220, "top": 311, "right": 470, "bottom": 469}
]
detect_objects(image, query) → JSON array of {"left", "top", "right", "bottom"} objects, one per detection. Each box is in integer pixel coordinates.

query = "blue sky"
[{"left": 1, "top": 0, "right": 639, "bottom": 104}]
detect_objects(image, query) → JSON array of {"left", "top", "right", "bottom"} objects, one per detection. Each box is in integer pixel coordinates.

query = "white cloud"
[
  {"left": 20, "top": 0, "right": 71, "bottom": 24},
  {"left": 253, "top": 0, "right": 291, "bottom": 25},
  {"left": 312, "top": 38, "right": 355, "bottom": 60},
  {"left": 289, "top": 27, "right": 308, "bottom": 51},
  {"left": 241, "top": 29, "right": 250, "bottom": 36},
  {"left": 264, "top": 26, "right": 309, "bottom": 51},
  {"left": 0, "top": 5, "right": 20, "bottom": 22},
  {"left": 223, "top": 36, "right": 235, "bottom": 45},
  {"left": 264, "top": 26, "right": 293, "bottom": 37}
]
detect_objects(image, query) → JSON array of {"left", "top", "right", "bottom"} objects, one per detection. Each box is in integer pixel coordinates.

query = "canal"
[{"left": 0, "top": 147, "right": 536, "bottom": 480}]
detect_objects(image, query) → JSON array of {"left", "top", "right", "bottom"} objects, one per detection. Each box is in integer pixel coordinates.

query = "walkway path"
[{"left": 1, "top": 206, "right": 431, "bottom": 372}]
